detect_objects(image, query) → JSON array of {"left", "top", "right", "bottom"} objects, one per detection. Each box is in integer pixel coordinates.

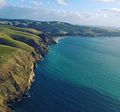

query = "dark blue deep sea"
[{"left": 13, "top": 36, "right": 120, "bottom": 112}]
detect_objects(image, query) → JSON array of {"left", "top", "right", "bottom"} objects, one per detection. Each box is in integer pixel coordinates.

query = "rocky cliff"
[{"left": 0, "top": 25, "right": 49, "bottom": 112}]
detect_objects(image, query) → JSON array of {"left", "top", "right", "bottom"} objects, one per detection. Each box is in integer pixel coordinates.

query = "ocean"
[{"left": 13, "top": 36, "right": 120, "bottom": 112}]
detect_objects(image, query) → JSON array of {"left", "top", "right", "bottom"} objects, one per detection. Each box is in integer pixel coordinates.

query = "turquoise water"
[{"left": 14, "top": 36, "right": 120, "bottom": 112}]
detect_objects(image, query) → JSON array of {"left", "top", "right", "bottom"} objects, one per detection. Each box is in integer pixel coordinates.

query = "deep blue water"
[{"left": 13, "top": 36, "right": 120, "bottom": 112}]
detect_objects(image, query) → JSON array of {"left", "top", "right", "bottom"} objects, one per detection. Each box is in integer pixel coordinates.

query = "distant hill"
[{"left": 0, "top": 19, "right": 120, "bottom": 37}]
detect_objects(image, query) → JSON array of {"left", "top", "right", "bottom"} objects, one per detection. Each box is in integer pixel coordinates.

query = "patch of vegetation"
[
  {"left": 0, "top": 25, "right": 48, "bottom": 64},
  {"left": 0, "top": 45, "right": 16, "bottom": 64}
]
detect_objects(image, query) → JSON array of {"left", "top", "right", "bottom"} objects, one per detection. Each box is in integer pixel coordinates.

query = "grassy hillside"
[
  {"left": 0, "top": 45, "right": 16, "bottom": 64},
  {"left": 0, "top": 19, "right": 120, "bottom": 37},
  {"left": 0, "top": 25, "right": 48, "bottom": 56},
  {"left": 0, "top": 25, "right": 48, "bottom": 112}
]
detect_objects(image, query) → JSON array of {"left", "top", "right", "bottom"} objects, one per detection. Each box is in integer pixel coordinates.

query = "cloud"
[
  {"left": 105, "top": 8, "right": 120, "bottom": 13},
  {"left": 1, "top": 5, "right": 120, "bottom": 27},
  {"left": 98, "top": 0, "right": 120, "bottom": 3},
  {"left": 110, "top": 8, "right": 120, "bottom": 12},
  {"left": 30, "top": 0, "right": 43, "bottom": 8},
  {"left": 98, "top": 8, "right": 120, "bottom": 15},
  {"left": 15, "top": 0, "right": 43, "bottom": 9},
  {"left": 0, "top": 0, "right": 6, "bottom": 7},
  {"left": 99, "top": 0, "right": 116, "bottom": 2},
  {"left": 57, "top": 0, "right": 67, "bottom": 5}
]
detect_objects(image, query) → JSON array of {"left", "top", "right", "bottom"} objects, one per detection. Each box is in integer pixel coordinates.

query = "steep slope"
[{"left": 0, "top": 25, "right": 48, "bottom": 112}]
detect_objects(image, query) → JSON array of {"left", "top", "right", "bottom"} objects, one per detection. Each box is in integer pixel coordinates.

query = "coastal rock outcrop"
[{"left": 0, "top": 25, "right": 49, "bottom": 112}]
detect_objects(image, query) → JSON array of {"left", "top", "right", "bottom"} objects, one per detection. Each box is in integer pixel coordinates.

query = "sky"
[{"left": 0, "top": 0, "right": 120, "bottom": 27}]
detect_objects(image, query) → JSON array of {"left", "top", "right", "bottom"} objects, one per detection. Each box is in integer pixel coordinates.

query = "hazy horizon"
[{"left": 0, "top": 0, "right": 120, "bottom": 27}]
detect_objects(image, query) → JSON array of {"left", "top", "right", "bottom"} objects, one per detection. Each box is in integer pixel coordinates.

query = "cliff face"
[
  {"left": 0, "top": 50, "right": 34, "bottom": 112},
  {"left": 0, "top": 25, "right": 49, "bottom": 112}
]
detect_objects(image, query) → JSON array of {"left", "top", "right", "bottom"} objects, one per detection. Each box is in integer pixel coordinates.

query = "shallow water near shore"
[{"left": 13, "top": 36, "right": 120, "bottom": 112}]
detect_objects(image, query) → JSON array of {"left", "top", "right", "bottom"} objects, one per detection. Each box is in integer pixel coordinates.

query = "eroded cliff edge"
[
  {"left": 0, "top": 25, "right": 51, "bottom": 112},
  {"left": 0, "top": 49, "right": 35, "bottom": 112}
]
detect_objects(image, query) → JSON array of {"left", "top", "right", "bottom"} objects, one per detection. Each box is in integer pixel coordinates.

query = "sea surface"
[{"left": 13, "top": 36, "right": 120, "bottom": 112}]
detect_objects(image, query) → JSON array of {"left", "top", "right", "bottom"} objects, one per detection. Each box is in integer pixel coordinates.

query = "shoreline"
[
  {"left": 5, "top": 41, "right": 55, "bottom": 112},
  {"left": 5, "top": 62, "right": 37, "bottom": 112},
  {"left": 2, "top": 52, "right": 47, "bottom": 112},
  {"left": 53, "top": 36, "right": 67, "bottom": 43},
  {"left": 4, "top": 36, "right": 63, "bottom": 112}
]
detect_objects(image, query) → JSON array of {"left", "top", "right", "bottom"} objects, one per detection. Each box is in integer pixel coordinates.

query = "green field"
[{"left": 0, "top": 25, "right": 47, "bottom": 65}]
